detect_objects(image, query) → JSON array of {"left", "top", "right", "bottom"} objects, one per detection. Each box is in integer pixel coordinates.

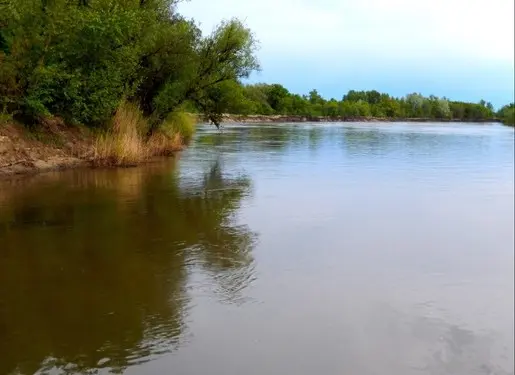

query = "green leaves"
[
  {"left": 214, "top": 84, "right": 507, "bottom": 123},
  {"left": 498, "top": 103, "right": 515, "bottom": 126},
  {"left": 0, "top": 0, "right": 260, "bottom": 129},
  {"left": 137, "top": 18, "right": 262, "bottom": 126}
]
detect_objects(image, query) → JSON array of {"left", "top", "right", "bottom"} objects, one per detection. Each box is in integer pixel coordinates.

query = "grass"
[
  {"left": 93, "top": 102, "right": 192, "bottom": 166},
  {"left": 147, "top": 131, "right": 183, "bottom": 156},
  {"left": 94, "top": 102, "right": 147, "bottom": 166},
  {"left": 162, "top": 110, "right": 196, "bottom": 141}
]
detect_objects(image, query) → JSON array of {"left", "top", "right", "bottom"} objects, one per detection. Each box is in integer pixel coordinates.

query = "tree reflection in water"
[{"left": 0, "top": 158, "right": 256, "bottom": 375}]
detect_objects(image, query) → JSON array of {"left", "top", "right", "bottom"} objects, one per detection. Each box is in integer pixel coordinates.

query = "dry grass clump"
[
  {"left": 147, "top": 131, "right": 183, "bottom": 156},
  {"left": 94, "top": 103, "right": 193, "bottom": 166}
]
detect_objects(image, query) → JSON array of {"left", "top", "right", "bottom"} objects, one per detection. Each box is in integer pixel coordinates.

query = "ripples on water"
[{"left": 0, "top": 122, "right": 513, "bottom": 375}]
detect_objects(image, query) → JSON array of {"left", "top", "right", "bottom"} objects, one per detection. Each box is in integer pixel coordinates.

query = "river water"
[{"left": 0, "top": 122, "right": 513, "bottom": 375}]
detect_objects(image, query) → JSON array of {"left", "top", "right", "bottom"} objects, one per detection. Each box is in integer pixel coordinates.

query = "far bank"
[{"left": 218, "top": 114, "right": 504, "bottom": 124}]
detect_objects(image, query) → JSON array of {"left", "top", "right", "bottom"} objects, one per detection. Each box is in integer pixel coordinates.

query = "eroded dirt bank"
[{"left": 0, "top": 121, "right": 93, "bottom": 177}]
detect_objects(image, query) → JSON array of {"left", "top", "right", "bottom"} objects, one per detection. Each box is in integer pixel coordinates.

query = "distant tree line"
[{"left": 209, "top": 82, "right": 513, "bottom": 124}]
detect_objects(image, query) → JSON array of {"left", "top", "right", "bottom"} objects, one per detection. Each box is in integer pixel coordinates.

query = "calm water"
[{"left": 0, "top": 122, "right": 513, "bottom": 375}]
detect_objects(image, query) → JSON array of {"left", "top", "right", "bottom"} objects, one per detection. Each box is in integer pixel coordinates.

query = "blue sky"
[{"left": 178, "top": 0, "right": 515, "bottom": 108}]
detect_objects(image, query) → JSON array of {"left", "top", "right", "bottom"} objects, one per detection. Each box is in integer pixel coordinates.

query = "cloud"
[
  {"left": 179, "top": 0, "right": 513, "bottom": 61},
  {"left": 178, "top": 0, "right": 515, "bottom": 105}
]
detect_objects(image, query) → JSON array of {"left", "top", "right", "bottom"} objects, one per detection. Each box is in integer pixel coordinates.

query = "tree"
[
  {"left": 0, "top": 1, "right": 260, "bottom": 130},
  {"left": 405, "top": 93, "right": 425, "bottom": 117},
  {"left": 451, "top": 102, "right": 475, "bottom": 120},
  {"left": 308, "top": 89, "right": 324, "bottom": 105},
  {"left": 355, "top": 100, "right": 371, "bottom": 117},
  {"left": 498, "top": 103, "right": 515, "bottom": 126},
  {"left": 378, "top": 98, "right": 402, "bottom": 118},
  {"left": 366, "top": 90, "right": 381, "bottom": 105},
  {"left": 243, "top": 84, "right": 274, "bottom": 114},
  {"left": 149, "top": 18, "right": 260, "bottom": 128},
  {"left": 323, "top": 100, "right": 340, "bottom": 118},
  {"left": 434, "top": 99, "right": 451, "bottom": 119},
  {"left": 265, "top": 84, "right": 289, "bottom": 112},
  {"left": 343, "top": 90, "right": 366, "bottom": 102}
]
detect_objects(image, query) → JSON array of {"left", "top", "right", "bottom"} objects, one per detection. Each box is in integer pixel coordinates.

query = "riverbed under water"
[{"left": 0, "top": 122, "right": 513, "bottom": 375}]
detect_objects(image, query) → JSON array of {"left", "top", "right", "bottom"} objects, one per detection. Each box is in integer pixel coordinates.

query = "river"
[{"left": 0, "top": 122, "right": 513, "bottom": 375}]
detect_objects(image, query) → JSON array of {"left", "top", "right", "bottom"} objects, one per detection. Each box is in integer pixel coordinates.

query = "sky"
[{"left": 178, "top": 0, "right": 515, "bottom": 108}]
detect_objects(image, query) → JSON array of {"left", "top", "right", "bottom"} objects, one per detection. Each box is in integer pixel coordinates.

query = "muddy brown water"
[{"left": 0, "top": 122, "right": 513, "bottom": 375}]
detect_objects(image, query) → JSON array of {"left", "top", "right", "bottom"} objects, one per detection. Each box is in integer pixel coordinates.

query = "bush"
[
  {"left": 162, "top": 111, "right": 196, "bottom": 142},
  {"left": 498, "top": 104, "right": 515, "bottom": 126}
]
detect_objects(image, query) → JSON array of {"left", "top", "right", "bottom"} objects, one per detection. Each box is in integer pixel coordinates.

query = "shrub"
[
  {"left": 498, "top": 104, "right": 515, "bottom": 126},
  {"left": 162, "top": 111, "right": 196, "bottom": 142}
]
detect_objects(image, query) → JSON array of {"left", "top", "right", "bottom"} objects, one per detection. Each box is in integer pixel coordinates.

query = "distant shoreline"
[{"left": 220, "top": 114, "right": 503, "bottom": 124}]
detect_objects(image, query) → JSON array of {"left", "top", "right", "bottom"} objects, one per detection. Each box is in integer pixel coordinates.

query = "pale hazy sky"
[{"left": 178, "top": 0, "right": 514, "bottom": 107}]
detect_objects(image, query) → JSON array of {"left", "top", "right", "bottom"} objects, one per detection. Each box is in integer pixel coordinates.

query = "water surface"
[{"left": 0, "top": 122, "right": 513, "bottom": 375}]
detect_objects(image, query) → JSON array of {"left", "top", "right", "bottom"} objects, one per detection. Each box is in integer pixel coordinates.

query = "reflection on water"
[
  {"left": 0, "top": 122, "right": 513, "bottom": 375},
  {"left": 0, "top": 159, "right": 256, "bottom": 374}
]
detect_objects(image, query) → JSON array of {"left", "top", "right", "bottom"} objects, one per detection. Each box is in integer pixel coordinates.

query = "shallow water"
[{"left": 0, "top": 122, "right": 513, "bottom": 375}]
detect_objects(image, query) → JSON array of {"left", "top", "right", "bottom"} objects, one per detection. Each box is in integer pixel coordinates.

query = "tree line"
[{"left": 203, "top": 82, "right": 514, "bottom": 124}]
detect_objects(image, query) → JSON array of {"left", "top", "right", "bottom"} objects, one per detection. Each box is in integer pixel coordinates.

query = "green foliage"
[
  {"left": 449, "top": 100, "right": 494, "bottom": 121},
  {"left": 241, "top": 84, "right": 274, "bottom": 114},
  {"left": 308, "top": 89, "right": 324, "bottom": 105},
  {"left": 163, "top": 111, "right": 196, "bottom": 141},
  {"left": 0, "top": 0, "right": 259, "bottom": 129},
  {"left": 170, "top": 18, "right": 260, "bottom": 126},
  {"left": 498, "top": 103, "right": 515, "bottom": 126},
  {"left": 215, "top": 84, "right": 504, "bottom": 122},
  {"left": 265, "top": 84, "right": 290, "bottom": 111}
]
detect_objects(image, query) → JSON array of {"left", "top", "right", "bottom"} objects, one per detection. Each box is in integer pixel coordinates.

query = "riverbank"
[
  {"left": 0, "top": 119, "right": 184, "bottom": 178},
  {"left": 0, "top": 121, "right": 93, "bottom": 177},
  {"left": 220, "top": 114, "right": 503, "bottom": 123}
]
